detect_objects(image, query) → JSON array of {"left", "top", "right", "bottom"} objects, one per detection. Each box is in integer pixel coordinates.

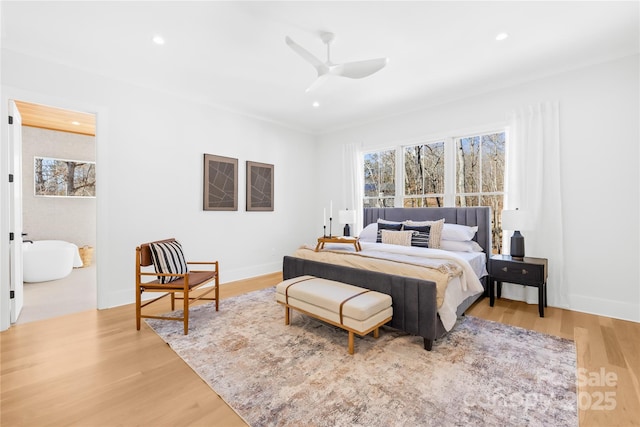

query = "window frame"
[
  {"left": 362, "top": 147, "right": 397, "bottom": 208},
  {"left": 362, "top": 125, "right": 506, "bottom": 252},
  {"left": 451, "top": 131, "right": 506, "bottom": 206}
]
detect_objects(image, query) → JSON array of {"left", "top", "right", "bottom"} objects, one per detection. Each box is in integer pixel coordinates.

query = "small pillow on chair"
[{"left": 149, "top": 240, "right": 189, "bottom": 284}]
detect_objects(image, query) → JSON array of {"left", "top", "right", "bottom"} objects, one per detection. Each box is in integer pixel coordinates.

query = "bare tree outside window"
[
  {"left": 364, "top": 150, "right": 395, "bottom": 207},
  {"left": 34, "top": 157, "right": 96, "bottom": 197},
  {"left": 455, "top": 132, "right": 505, "bottom": 252},
  {"left": 404, "top": 141, "right": 445, "bottom": 207}
]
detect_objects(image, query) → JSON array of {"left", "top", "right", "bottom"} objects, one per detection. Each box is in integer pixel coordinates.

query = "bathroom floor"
[{"left": 16, "top": 264, "right": 97, "bottom": 324}]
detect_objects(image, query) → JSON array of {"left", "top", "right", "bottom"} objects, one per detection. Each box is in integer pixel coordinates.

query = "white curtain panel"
[
  {"left": 342, "top": 143, "right": 364, "bottom": 235},
  {"left": 503, "top": 101, "right": 567, "bottom": 308}
]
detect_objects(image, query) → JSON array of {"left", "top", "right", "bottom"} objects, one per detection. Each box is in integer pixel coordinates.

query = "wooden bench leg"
[
  {"left": 284, "top": 306, "right": 290, "bottom": 325},
  {"left": 348, "top": 331, "right": 355, "bottom": 355},
  {"left": 373, "top": 328, "right": 379, "bottom": 339}
]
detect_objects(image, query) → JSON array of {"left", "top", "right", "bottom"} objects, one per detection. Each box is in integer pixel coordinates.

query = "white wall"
[
  {"left": 316, "top": 55, "right": 640, "bottom": 322},
  {"left": 1, "top": 49, "right": 318, "bottom": 316}
]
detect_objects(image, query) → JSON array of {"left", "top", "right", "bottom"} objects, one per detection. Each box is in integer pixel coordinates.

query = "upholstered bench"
[{"left": 275, "top": 275, "right": 393, "bottom": 354}]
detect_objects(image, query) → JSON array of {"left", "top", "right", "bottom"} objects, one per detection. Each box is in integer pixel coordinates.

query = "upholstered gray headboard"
[{"left": 363, "top": 207, "right": 492, "bottom": 256}]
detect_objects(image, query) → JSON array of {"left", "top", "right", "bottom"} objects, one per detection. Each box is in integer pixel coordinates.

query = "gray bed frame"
[{"left": 283, "top": 206, "right": 491, "bottom": 351}]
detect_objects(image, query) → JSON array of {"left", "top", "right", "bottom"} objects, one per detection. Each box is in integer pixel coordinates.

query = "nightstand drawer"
[{"left": 490, "top": 260, "right": 544, "bottom": 284}]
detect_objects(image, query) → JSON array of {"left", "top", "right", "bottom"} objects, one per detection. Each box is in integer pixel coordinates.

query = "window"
[
  {"left": 404, "top": 141, "right": 445, "bottom": 207},
  {"left": 363, "top": 149, "right": 395, "bottom": 208},
  {"left": 363, "top": 130, "right": 505, "bottom": 253},
  {"left": 34, "top": 156, "right": 96, "bottom": 197},
  {"left": 454, "top": 132, "right": 506, "bottom": 252}
]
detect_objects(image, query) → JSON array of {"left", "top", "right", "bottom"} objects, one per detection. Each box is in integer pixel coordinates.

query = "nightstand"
[{"left": 488, "top": 255, "right": 548, "bottom": 317}]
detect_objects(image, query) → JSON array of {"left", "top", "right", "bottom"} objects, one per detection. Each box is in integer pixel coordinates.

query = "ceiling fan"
[{"left": 285, "top": 32, "right": 389, "bottom": 92}]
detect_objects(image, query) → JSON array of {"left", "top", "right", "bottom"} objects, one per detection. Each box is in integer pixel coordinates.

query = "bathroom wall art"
[{"left": 34, "top": 156, "right": 96, "bottom": 197}]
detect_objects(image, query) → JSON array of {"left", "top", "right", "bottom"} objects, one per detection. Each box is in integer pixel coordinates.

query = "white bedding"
[
  {"left": 452, "top": 250, "right": 488, "bottom": 279},
  {"left": 431, "top": 250, "right": 486, "bottom": 330},
  {"left": 302, "top": 241, "right": 486, "bottom": 331}
]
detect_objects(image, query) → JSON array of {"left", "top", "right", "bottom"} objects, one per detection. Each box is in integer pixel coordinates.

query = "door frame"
[
  {"left": 1, "top": 87, "right": 108, "bottom": 331},
  {"left": 8, "top": 100, "right": 24, "bottom": 322}
]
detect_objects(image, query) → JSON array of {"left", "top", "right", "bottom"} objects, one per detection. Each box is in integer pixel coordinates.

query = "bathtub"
[{"left": 22, "top": 240, "right": 84, "bottom": 283}]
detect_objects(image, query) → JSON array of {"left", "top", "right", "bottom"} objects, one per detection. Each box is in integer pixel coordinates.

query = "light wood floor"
[{"left": 1, "top": 273, "right": 638, "bottom": 426}]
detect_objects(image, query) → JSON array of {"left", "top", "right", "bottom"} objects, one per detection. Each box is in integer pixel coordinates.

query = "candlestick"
[
  {"left": 323, "top": 225, "right": 326, "bottom": 238},
  {"left": 329, "top": 217, "right": 333, "bottom": 238}
]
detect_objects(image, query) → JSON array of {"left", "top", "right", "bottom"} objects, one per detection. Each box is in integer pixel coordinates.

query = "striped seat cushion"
[{"left": 149, "top": 240, "right": 189, "bottom": 284}]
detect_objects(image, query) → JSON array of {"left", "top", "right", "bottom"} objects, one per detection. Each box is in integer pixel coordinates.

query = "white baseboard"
[
  {"left": 568, "top": 293, "right": 639, "bottom": 323},
  {"left": 102, "top": 261, "right": 282, "bottom": 309}
]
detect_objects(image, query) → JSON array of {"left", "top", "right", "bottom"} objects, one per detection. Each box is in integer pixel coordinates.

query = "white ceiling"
[{"left": 2, "top": 1, "right": 638, "bottom": 134}]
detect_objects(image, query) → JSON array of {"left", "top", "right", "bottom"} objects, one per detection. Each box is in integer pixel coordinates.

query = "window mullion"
[
  {"left": 395, "top": 146, "right": 403, "bottom": 207},
  {"left": 443, "top": 137, "right": 456, "bottom": 206}
]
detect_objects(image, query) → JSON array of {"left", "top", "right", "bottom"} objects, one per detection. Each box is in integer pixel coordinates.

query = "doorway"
[{"left": 15, "top": 100, "right": 97, "bottom": 324}]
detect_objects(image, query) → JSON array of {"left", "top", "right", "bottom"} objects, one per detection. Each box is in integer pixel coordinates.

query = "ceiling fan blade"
[
  {"left": 285, "top": 36, "right": 326, "bottom": 73},
  {"left": 305, "top": 74, "right": 330, "bottom": 93},
  {"left": 336, "top": 58, "right": 389, "bottom": 79}
]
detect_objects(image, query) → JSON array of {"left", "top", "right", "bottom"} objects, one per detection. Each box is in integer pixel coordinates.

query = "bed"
[{"left": 282, "top": 206, "right": 491, "bottom": 351}]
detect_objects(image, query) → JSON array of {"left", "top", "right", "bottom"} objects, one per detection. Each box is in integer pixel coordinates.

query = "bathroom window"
[{"left": 34, "top": 156, "right": 96, "bottom": 197}]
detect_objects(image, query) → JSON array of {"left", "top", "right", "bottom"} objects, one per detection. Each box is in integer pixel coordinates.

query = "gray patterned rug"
[{"left": 147, "top": 287, "right": 577, "bottom": 427}]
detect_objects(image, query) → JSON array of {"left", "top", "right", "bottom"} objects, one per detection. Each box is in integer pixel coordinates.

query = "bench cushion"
[{"left": 275, "top": 275, "right": 392, "bottom": 332}]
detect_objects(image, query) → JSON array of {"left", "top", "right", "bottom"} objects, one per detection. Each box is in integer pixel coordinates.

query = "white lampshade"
[
  {"left": 338, "top": 209, "right": 356, "bottom": 225},
  {"left": 501, "top": 209, "right": 530, "bottom": 231}
]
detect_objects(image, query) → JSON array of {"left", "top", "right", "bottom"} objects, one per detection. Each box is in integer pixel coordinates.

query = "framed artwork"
[
  {"left": 34, "top": 156, "right": 96, "bottom": 197},
  {"left": 203, "top": 154, "right": 238, "bottom": 211},
  {"left": 246, "top": 161, "right": 274, "bottom": 211}
]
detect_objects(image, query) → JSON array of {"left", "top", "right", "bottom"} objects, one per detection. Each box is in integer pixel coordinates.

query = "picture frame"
[
  {"left": 203, "top": 154, "right": 238, "bottom": 211},
  {"left": 34, "top": 156, "right": 96, "bottom": 197},
  {"left": 246, "top": 161, "right": 274, "bottom": 211}
]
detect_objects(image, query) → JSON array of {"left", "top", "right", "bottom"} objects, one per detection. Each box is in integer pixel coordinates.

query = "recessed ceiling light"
[
  {"left": 495, "top": 32, "right": 509, "bottom": 41},
  {"left": 152, "top": 35, "right": 165, "bottom": 45},
  {"left": 312, "top": 101, "right": 320, "bottom": 108},
  {"left": 71, "top": 121, "right": 81, "bottom": 126}
]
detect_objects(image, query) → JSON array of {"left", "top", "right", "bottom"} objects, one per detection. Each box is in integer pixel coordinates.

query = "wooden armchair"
[{"left": 136, "top": 238, "right": 219, "bottom": 334}]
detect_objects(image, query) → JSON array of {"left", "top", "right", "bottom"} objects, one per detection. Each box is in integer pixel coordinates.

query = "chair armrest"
[{"left": 186, "top": 260, "right": 219, "bottom": 273}]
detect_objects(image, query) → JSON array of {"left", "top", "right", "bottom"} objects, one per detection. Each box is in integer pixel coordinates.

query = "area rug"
[{"left": 147, "top": 287, "right": 577, "bottom": 427}]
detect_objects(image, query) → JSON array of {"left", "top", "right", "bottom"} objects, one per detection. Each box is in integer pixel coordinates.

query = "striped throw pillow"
[
  {"left": 149, "top": 240, "right": 189, "bottom": 284},
  {"left": 404, "top": 219, "right": 445, "bottom": 248},
  {"left": 410, "top": 231, "right": 430, "bottom": 248},
  {"left": 376, "top": 222, "right": 404, "bottom": 243},
  {"left": 404, "top": 224, "right": 431, "bottom": 248}
]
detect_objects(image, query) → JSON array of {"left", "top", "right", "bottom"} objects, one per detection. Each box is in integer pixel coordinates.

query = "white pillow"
[
  {"left": 440, "top": 239, "right": 483, "bottom": 252},
  {"left": 441, "top": 223, "right": 478, "bottom": 242},
  {"left": 403, "top": 218, "right": 445, "bottom": 249},
  {"left": 358, "top": 223, "right": 378, "bottom": 242}
]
